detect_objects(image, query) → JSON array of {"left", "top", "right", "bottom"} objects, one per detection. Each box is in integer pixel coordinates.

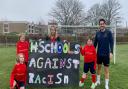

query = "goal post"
[{"left": 48, "top": 25, "right": 116, "bottom": 64}]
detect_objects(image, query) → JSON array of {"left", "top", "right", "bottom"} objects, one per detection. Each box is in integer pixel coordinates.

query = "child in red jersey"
[
  {"left": 16, "top": 33, "right": 29, "bottom": 64},
  {"left": 79, "top": 38, "right": 97, "bottom": 89},
  {"left": 10, "top": 53, "right": 27, "bottom": 89}
]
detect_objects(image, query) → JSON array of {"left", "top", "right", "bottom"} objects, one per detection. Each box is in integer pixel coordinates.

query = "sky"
[{"left": 0, "top": 0, "right": 128, "bottom": 27}]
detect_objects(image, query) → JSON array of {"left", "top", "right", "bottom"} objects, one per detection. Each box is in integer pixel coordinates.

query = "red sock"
[
  {"left": 80, "top": 78, "right": 85, "bottom": 83},
  {"left": 92, "top": 74, "right": 96, "bottom": 83},
  {"left": 80, "top": 75, "right": 87, "bottom": 83}
]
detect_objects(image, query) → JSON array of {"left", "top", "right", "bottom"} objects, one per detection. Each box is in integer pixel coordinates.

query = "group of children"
[
  {"left": 9, "top": 19, "right": 113, "bottom": 89},
  {"left": 10, "top": 29, "right": 97, "bottom": 89},
  {"left": 10, "top": 26, "right": 60, "bottom": 89},
  {"left": 10, "top": 34, "right": 29, "bottom": 89}
]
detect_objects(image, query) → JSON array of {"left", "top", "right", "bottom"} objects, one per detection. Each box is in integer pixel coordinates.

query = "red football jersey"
[
  {"left": 80, "top": 45, "right": 97, "bottom": 63},
  {"left": 10, "top": 63, "right": 27, "bottom": 87},
  {"left": 16, "top": 41, "right": 29, "bottom": 62}
]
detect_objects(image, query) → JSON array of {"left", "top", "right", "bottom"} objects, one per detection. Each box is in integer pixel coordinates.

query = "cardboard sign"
[{"left": 27, "top": 40, "right": 80, "bottom": 87}]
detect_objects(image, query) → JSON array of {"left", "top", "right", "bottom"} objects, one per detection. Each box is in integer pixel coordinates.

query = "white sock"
[
  {"left": 105, "top": 79, "right": 109, "bottom": 86},
  {"left": 97, "top": 75, "right": 100, "bottom": 82}
]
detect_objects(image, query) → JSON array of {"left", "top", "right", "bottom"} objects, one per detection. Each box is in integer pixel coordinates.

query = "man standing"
[{"left": 94, "top": 19, "right": 113, "bottom": 89}]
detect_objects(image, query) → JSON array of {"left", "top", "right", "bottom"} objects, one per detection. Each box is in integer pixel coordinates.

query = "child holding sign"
[
  {"left": 79, "top": 38, "right": 97, "bottom": 89},
  {"left": 10, "top": 53, "right": 27, "bottom": 89},
  {"left": 46, "top": 25, "right": 61, "bottom": 42}
]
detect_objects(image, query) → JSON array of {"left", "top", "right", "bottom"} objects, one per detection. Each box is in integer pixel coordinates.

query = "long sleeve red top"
[
  {"left": 16, "top": 41, "right": 29, "bottom": 62},
  {"left": 10, "top": 63, "right": 27, "bottom": 87},
  {"left": 80, "top": 45, "right": 97, "bottom": 63}
]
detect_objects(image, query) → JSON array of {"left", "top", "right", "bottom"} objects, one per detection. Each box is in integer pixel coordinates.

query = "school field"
[{"left": 0, "top": 44, "right": 128, "bottom": 89}]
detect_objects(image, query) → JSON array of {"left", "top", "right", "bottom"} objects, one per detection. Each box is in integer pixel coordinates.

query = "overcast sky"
[{"left": 0, "top": 0, "right": 128, "bottom": 26}]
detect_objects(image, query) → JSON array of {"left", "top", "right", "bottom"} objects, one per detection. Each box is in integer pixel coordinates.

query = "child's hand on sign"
[{"left": 80, "top": 46, "right": 83, "bottom": 51}]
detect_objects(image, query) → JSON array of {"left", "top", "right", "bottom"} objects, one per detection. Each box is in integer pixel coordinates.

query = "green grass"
[{"left": 0, "top": 44, "right": 128, "bottom": 89}]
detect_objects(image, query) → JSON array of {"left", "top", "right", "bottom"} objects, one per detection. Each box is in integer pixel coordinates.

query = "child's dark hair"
[
  {"left": 99, "top": 19, "right": 106, "bottom": 24},
  {"left": 87, "top": 36, "right": 94, "bottom": 41}
]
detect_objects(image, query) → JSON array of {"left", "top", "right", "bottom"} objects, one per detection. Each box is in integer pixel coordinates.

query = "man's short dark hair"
[{"left": 99, "top": 19, "right": 106, "bottom": 24}]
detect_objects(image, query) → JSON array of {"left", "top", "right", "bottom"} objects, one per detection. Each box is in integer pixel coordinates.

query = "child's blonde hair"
[
  {"left": 16, "top": 53, "right": 25, "bottom": 63},
  {"left": 50, "top": 25, "right": 57, "bottom": 31},
  {"left": 18, "top": 33, "right": 25, "bottom": 40}
]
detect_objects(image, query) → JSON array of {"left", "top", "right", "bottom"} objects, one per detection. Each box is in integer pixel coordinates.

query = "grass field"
[{"left": 0, "top": 44, "right": 128, "bottom": 89}]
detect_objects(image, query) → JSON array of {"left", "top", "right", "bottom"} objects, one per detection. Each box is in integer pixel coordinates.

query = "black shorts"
[
  {"left": 15, "top": 80, "right": 25, "bottom": 88},
  {"left": 97, "top": 55, "right": 110, "bottom": 67},
  {"left": 83, "top": 62, "right": 96, "bottom": 74}
]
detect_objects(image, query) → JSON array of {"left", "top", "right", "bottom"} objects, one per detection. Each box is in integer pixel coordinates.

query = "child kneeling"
[{"left": 10, "top": 53, "right": 27, "bottom": 89}]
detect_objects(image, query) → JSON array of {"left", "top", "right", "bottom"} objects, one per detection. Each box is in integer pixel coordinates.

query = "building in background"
[
  {"left": 0, "top": 21, "right": 48, "bottom": 35},
  {"left": 27, "top": 22, "right": 48, "bottom": 35},
  {"left": 0, "top": 21, "right": 28, "bottom": 34},
  {"left": 0, "top": 20, "right": 128, "bottom": 36}
]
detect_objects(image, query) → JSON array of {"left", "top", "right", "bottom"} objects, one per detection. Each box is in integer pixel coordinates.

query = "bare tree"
[
  {"left": 87, "top": 4, "right": 103, "bottom": 26},
  {"left": 101, "top": 0, "right": 121, "bottom": 25},
  {"left": 49, "top": 0, "right": 86, "bottom": 25},
  {"left": 87, "top": 0, "right": 121, "bottom": 25}
]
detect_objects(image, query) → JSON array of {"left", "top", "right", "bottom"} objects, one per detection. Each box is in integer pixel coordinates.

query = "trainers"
[
  {"left": 105, "top": 85, "right": 109, "bottom": 89},
  {"left": 95, "top": 81, "right": 100, "bottom": 86},
  {"left": 79, "top": 81, "right": 84, "bottom": 87},
  {"left": 91, "top": 83, "right": 96, "bottom": 89}
]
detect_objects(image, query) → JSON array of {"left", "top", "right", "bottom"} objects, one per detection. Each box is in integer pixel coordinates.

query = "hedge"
[{"left": 0, "top": 35, "right": 128, "bottom": 44}]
